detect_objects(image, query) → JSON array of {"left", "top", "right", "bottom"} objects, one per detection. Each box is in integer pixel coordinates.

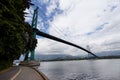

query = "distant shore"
[{"left": 40, "top": 56, "right": 120, "bottom": 62}]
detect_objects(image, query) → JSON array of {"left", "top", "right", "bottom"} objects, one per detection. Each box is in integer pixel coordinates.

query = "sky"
[{"left": 25, "top": 0, "right": 120, "bottom": 56}]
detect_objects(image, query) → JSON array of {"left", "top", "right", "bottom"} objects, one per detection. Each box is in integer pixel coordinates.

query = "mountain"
[
  {"left": 35, "top": 54, "right": 85, "bottom": 61},
  {"left": 97, "top": 50, "right": 120, "bottom": 57},
  {"left": 35, "top": 50, "right": 120, "bottom": 61}
]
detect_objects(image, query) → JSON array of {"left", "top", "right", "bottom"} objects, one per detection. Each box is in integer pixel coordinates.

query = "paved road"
[
  {"left": 14, "top": 66, "right": 46, "bottom": 80},
  {"left": 0, "top": 66, "right": 20, "bottom": 80}
]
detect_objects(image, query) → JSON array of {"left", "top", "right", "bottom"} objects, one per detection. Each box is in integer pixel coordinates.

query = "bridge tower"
[
  {"left": 30, "top": 7, "right": 39, "bottom": 60},
  {"left": 86, "top": 45, "right": 92, "bottom": 58}
]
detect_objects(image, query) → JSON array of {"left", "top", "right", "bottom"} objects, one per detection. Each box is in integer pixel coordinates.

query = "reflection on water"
[{"left": 38, "top": 59, "right": 120, "bottom": 80}]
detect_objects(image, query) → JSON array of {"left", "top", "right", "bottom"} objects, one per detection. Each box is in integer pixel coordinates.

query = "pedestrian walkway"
[
  {"left": 0, "top": 60, "right": 48, "bottom": 80},
  {"left": 13, "top": 66, "right": 48, "bottom": 80},
  {"left": 0, "top": 66, "right": 20, "bottom": 80}
]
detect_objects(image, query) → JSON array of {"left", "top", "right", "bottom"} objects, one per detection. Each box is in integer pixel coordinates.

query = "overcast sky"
[{"left": 25, "top": 0, "right": 120, "bottom": 56}]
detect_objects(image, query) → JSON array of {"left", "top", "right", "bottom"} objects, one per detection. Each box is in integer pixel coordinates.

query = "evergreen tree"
[{"left": 0, "top": 0, "right": 37, "bottom": 70}]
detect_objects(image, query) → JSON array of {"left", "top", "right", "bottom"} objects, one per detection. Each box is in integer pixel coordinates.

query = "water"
[{"left": 38, "top": 59, "right": 120, "bottom": 80}]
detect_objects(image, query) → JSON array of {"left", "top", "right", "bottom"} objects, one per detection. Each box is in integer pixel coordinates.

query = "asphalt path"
[
  {"left": 0, "top": 66, "right": 20, "bottom": 80},
  {"left": 14, "top": 66, "right": 46, "bottom": 80}
]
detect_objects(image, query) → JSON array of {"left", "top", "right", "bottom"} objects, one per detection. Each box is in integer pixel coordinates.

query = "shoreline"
[{"left": 40, "top": 58, "right": 120, "bottom": 62}]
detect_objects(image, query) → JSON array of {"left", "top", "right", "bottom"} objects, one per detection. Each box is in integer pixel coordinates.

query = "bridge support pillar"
[
  {"left": 30, "top": 50, "right": 35, "bottom": 60},
  {"left": 30, "top": 6, "right": 38, "bottom": 60}
]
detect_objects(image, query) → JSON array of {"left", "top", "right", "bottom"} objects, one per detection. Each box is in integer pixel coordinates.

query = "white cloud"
[
  {"left": 34, "top": 0, "right": 120, "bottom": 55},
  {"left": 49, "top": 0, "right": 108, "bottom": 35},
  {"left": 46, "top": 1, "right": 58, "bottom": 16}
]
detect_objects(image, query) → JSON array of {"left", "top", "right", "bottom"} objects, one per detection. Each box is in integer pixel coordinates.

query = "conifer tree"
[{"left": 0, "top": 0, "right": 37, "bottom": 70}]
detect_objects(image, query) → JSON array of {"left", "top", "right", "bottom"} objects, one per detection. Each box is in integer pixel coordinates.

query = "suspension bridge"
[
  {"left": 25, "top": 7, "right": 99, "bottom": 60},
  {"left": 0, "top": 6, "right": 99, "bottom": 80}
]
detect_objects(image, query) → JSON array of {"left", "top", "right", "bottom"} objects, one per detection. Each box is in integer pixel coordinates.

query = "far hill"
[{"left": 35, "top": 50, "right": 120, "bottom": 61}]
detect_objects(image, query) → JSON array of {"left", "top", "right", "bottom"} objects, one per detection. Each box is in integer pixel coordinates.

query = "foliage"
[
  {"left": 24, "top": 22, "right": 37, "bottom": 52},
  {"left": 0, "top": 0, "right": 37, "bottom": 70}
]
